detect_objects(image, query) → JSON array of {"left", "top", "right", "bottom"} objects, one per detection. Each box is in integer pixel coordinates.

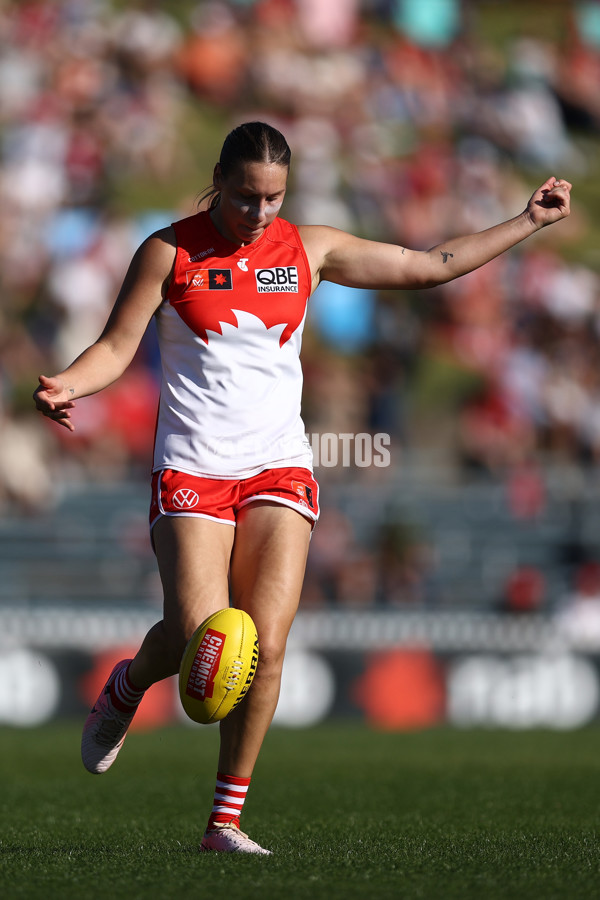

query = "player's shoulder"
[
  {"left": 140, "top": 226, "right": 177, "bottom": 260},
  {"left": 297, "top": 223, "right": 349, "bottom": 245},
  {"left": 145, "top": 224, "right": 177, "bottom": 248},
  {"left": 132, "top": 226, "right": 177, "bottom": 281},
  {"left": 296, "top": 223, "right": 353, "bottom": 266}
]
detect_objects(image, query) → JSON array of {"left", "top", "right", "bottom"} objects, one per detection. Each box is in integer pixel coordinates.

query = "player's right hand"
[{"left": 33, "top": 374, "right": 76, "bottom": 431}]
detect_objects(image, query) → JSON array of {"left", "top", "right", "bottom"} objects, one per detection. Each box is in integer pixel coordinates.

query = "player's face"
[{"left": 212, "top": 160, "right": 288, "bottom": 245}]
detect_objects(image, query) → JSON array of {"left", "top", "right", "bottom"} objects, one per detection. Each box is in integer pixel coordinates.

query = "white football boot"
[
  {"left": 81, "top": 659, "right": 137, "bottom": 774},
  {"left": 200, "top": 823, "right": 272, "bottom": 855}
]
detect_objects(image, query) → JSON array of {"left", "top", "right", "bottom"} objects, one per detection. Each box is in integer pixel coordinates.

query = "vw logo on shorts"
[{"left": 172, "top": 488, "right": 200, "bottom": 510}]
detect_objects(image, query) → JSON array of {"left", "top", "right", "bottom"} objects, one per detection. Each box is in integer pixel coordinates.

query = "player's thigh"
[
  {"left": 229, "top": 501, "right": 312, "bottom": 656},
  {"left": 152, "top": 514, "right": 235, "bottom": 638}
]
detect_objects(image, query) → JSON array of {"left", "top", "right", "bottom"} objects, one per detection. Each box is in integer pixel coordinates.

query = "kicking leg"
[
  {"left": 82, "top": 515, "right": 234, "bottom": 774},
  {"left": 129, "top": 515, "right": 235, "bottom": 687}
]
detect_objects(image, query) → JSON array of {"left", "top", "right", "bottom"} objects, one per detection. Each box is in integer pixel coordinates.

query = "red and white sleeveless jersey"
[{"left": 153, "top": 211, "right": 314, "bottom": 478}]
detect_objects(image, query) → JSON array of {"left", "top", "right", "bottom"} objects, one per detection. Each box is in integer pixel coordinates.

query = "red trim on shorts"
[{"left": 149, "top": 467, "right": 320, "bottom": 532}]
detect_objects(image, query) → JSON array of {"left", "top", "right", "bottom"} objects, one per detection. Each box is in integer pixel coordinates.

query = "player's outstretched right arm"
[{"left": 33, "top": 227, "right": 176, "bottom": 431}]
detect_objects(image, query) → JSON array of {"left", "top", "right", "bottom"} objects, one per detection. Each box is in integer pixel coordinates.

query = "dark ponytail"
[{"left": 199, "top": 121, "right": 291, "bottom": 210}]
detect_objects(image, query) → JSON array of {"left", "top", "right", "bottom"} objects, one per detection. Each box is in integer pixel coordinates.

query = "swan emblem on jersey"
[{"left": 174, "top": 265, "right": 307, "bottom": 348}]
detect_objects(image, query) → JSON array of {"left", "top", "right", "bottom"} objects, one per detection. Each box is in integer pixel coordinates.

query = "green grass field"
[{"left": 1, "top": 723, "right": 599, "bottom": 899}]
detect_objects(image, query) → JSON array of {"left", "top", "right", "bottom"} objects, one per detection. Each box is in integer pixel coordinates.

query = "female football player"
[{"left": 34, "top": 121, "right": 572, "bottom": 854}]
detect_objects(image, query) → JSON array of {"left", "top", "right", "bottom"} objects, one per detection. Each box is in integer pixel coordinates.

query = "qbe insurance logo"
[{"left": 255, "top": 266, "right": 299, "bottom": 292}]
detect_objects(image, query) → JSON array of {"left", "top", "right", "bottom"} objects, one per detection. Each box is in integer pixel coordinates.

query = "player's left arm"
[{"left": 300, "top": 177, "right": 571, "bottom": 292}]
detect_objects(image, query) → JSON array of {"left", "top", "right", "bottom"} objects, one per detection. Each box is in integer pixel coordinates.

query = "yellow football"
[{"left": 178, "top": 608, "right": 259, "bottom": 724}]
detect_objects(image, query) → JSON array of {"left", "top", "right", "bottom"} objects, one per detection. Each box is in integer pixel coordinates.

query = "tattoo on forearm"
[
  {"left": 440, "top": 250, "right": 454, "bottom": 264},
  {"left": 69, "top": 388, "right": 75, "bottom": 396},
  {"left": 401, "top": 247, "right": 406, "bottom": 254}
]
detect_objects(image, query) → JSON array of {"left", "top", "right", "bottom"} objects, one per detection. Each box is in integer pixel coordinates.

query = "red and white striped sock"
[
  {"left": 207, "top": 772, "right": 251, "bottom": 831},
  {"left": 109, "top": 662, "right": 145, "bottom": 714}
]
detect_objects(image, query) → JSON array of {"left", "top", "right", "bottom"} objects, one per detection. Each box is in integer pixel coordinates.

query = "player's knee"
[{"left": 254, "top": 637, "right": 285, "bottom": 681}]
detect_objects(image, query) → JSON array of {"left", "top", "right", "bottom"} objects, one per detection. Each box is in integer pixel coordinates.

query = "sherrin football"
[{"left": 179, "top": 608, "right": 259, "bottom": 724}]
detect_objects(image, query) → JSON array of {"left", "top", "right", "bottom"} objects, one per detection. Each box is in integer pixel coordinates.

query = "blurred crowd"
[{"left": 3, "top": 0, "right": 600, "bottom": 609}]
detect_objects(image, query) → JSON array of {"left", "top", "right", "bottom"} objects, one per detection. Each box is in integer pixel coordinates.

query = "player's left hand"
[{"left": 526, "top": 177, "right": 572, "bottom": 229}]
